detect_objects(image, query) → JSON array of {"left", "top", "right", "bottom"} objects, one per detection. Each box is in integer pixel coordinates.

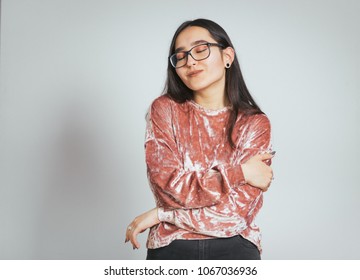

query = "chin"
[{"left": 185, "top": 82, "right": 209, "bottom": 92}]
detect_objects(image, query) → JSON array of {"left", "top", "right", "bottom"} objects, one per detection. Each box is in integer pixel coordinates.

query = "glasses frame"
[{"left": 169, "top": 42, "right": 224, "bottom": 69}]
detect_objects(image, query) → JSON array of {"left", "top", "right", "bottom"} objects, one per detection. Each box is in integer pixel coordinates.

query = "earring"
[{"left": 226, "top": 63, "right": 231, "bottom": 68}]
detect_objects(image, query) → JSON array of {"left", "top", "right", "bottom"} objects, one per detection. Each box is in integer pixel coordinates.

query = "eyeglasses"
[{"left": 169, "top": 42, "right": 224, "bottom": 69}]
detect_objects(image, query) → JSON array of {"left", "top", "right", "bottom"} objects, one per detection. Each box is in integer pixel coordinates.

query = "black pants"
[{"left": 146, "top": 235, "right": 260, "bottom": 260}]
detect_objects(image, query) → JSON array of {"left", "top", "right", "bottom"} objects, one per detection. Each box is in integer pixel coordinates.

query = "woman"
[{"left": 125, "top": 18, "right": 274, "bottom": 260}]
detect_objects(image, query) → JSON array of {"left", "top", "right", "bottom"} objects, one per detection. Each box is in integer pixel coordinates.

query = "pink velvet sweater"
[{"left": 145, "top": 95, "right": 272, "bottom": 253}]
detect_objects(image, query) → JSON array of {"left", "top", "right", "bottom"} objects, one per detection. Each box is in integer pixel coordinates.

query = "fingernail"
[{"left": 270, "top": 151, "right": 276, "bottom": 155}]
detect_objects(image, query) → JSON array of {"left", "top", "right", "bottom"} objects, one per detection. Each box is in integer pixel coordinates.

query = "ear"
[{"left": 222, "top": 47, "right": 235, "bottom": 67}]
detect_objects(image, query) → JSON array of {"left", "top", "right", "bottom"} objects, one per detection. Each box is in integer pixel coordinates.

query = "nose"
[{"left": 186, "top": 53, "right": 197, "bottom": 67}]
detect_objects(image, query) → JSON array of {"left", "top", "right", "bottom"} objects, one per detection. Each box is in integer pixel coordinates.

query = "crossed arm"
[
  {"left": 125, "top": 152, "right": 273, "bottom": 249},
  {"left": 125, "top": 101, "right": 273, "bottom": 249}
]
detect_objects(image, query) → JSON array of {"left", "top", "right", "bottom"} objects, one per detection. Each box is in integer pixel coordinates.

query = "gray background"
[{"left": 0, "top": 0, "right": 359, "bottom": 259}]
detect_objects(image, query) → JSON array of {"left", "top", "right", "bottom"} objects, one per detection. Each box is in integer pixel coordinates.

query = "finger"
[
  {"left": 129, "top": 224, "right": 142, "bottom": 249},
  {"left": 261, "top": 184, "right": 268, "bottom": 192},
  {"left": 267, "top": 178, "right": 273, "bottom": 188},
  {"left": 130, "top": 230, "right": 141, "bottom": 249},
  {"left": 125, "top": 231, "right": 129, "bottom": 243},
  {"left": 258, "top": 152, "right": 275, "bottom": 161},
  {"left": 125, "top": 224, "right": 133, "bottom": 243},
  {"left": 125, "top": 229, "right": 132, "bottom": 243}
]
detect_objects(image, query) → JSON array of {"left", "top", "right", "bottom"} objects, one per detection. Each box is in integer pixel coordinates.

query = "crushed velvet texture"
[{"left": 145, "top": 96, "right": 272, "bottom": 253}]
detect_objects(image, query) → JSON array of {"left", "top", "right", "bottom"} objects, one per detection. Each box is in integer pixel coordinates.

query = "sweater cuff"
[
  {"left": 225, "top": 164, "right": 246, "bottom": 186},
  {"left": 157, "top": 207, "right": 175, "bottom": 223}
]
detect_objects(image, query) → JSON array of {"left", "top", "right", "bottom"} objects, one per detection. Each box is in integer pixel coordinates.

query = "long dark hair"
[{"left": 163, "top": 18, "right": 263, "bottom": 148}]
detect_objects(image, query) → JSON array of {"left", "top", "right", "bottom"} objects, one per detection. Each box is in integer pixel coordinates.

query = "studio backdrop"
[{"left": 0, "top": 0, "right": 359, "bottom": 259}]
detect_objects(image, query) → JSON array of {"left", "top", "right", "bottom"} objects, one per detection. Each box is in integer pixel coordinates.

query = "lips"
[{"left": 187, "top": 70, "right": 203, "bottom": 77}]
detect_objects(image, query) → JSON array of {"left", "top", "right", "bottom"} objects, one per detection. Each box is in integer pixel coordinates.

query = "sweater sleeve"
[
  {"left": 156, "top": 114, "right": 272, "bottom": 235},
  {"left": 145, "top": 97, "right": 246, "bottom": 209}
]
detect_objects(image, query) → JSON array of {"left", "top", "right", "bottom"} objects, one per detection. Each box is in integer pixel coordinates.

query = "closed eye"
[
  {"left": 176, "top": 52, "right": 186, "bottom": 61},
  {"left": 194, "top": 45, "right": 208, "bottom": 53}
]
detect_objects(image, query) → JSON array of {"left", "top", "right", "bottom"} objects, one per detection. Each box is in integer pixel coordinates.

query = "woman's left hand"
[{"left": 125, "top": 207, "right": 160, "bottom": 249}]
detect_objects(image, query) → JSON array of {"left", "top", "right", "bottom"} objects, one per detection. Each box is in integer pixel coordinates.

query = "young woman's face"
[{"left": 174, "top": 26, "right": 230, "bottom": 95}]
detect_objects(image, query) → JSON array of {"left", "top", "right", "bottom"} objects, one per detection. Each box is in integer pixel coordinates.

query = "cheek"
[
  {"left": 204, "top": 58, "right": 225, "bottom": 80},
  {"left": 212, "top": 64, "right": 226, "bottom": 78},
  {"left": 175, "top": 69, "right": 187, "bottom": 83},
  {"left": 208, "top": 54, "right": 225, "bottom": 70}
]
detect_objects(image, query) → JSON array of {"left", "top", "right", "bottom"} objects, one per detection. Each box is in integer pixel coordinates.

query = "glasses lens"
[
  {"left": 169, "top": 44, "right": 211, "bottom": 68},
  {"left": 170, "top": 52, "right": 186, "bottom": 68},
  {"left": 191, "top": 44, "right": 210, "bottom": 60}
]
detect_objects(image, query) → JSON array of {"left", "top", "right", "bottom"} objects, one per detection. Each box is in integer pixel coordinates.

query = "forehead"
[{"left": 175, "top": 26, "right": 214, "bottom": 49}]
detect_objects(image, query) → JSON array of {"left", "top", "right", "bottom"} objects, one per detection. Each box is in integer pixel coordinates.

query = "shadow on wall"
[{"left": 32, "top": 91, "right": 131, "bottom": 259}]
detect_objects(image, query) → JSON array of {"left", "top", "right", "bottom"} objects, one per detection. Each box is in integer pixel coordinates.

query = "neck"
[
  {"left": 192, "top": 70, "right": 229, "bottom": 110},
  {"left": 193, "top": 88, "right": 229, "bottom": 110}
]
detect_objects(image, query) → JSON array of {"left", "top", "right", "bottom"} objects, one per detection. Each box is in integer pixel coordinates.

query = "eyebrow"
[{"left": 174, "top": 40, "right": 209, "bottom": 53}]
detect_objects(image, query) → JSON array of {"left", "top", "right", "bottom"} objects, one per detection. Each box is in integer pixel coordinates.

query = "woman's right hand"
[
  {"left": 241, "top": 152, "right": 275, "bottom": 192},
  {"left": 125, "top": 208, "right": 160, "bottom": 249}
]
